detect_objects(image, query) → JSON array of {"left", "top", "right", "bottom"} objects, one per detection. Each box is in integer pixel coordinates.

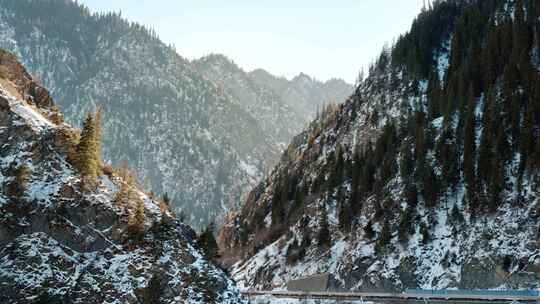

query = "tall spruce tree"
[
  {"left": 463, "top": 88, "right": 477, "bottom": 191},
  {"left": 198, "top": 222, "right": 219, "bottom": 260},
  {"left": 94, "top": 106, "right": 103, "bottom": 168},
  {"left": 317, "top": 203, "right": 331, "bottom": 249},
  {"left": 127, "top": 199, "right": 146, "bottom": 244},
  {"left": 75, "top": 112, "right": 99, "bottom": 185},
  {"left": 478, "top": 89, "right": 495, "bottom": 186}
]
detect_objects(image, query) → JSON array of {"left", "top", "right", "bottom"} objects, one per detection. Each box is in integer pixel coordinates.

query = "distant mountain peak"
[{"left": 293, "top": 72, "right": 313, "bottom": 82}]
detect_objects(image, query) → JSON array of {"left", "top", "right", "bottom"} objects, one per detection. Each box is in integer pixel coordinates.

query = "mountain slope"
[
  {"left": 195, "top": 55, "right": 353, "bottom": 147},
  {"left": 194, "top": 54, "right": 306, "bottom": 147},
  {"left": 0, "top": 0, "right": 276, "bottom": 230},
  {"left": 219, "top": 0, "right": 540, "bottom": 291},
  {"left": 249, "top": 69, "right": 353, "bottom": 121},
  {"left": 0, "top": 49, "right": 244, "bottom": 303}
]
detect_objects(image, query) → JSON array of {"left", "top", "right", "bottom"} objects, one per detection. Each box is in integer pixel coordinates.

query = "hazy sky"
[{"left": 79, "top": 1, "right": 425, "bottom": 83}]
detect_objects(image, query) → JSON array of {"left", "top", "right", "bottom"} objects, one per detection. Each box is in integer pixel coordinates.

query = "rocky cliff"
[{"left": 0, "top": 49, "right": 244, "bottom": 303}]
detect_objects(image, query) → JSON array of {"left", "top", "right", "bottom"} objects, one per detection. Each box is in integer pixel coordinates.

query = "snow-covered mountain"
[
  {"left": 0, "top": 0, "right": 351, "bottom": 231},
  {"left": 0, "top": 49, "right": 244, "bottom": 303},
  {"left": 219, "top": 0, "right": 540, "bottom": 291}
]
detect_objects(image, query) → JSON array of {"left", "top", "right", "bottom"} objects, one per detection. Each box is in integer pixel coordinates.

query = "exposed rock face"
[
  {"left": 219, "top": 0, "right": 540, "bottom": 292},
  {"left": 0, "top": 50, "right": 244, "bottom": 303}
]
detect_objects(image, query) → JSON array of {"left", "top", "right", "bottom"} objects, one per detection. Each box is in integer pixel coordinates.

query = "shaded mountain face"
[
  {"left": 0, "top": 0, "right": 277, "bottom": 230},
  {"left": 219, "top": 0, "right": 540, "bottom": 291},
  {"left": 0, "top": 49, "right": 244, "bottom": 303}
]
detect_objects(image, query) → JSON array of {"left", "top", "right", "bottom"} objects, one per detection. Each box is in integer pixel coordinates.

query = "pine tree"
[
  {"left": 75, "top": 113, "right": 97, "bottom": 177},
  {"left": 399, "top": 141, "right": 414, "bottom": 180},
  {"left": 478, "top": 89, "right": 495, "bottom": 186},
  {"left": 487, "top": 122, "right": 509, "bottom": 212},
  {"left": 398, "top": 208, "right": 413, "bottom": 244},
  {"left": 422, "top": 164, "right": 439, "bottom": 208},
  {"left": 74, "top": 110, "right": 103, "bottom": 186},
  {"left": 337, "top": 187, "right": 351, "bottom": 232},
  {"left": 271, "top": 172, "right": 288, "bottom": 226},
  {"left": 509, "top": 94, "right": 521, "bottom": 149},
  {"left": 94, "top": 106, "right": 103, "bottom": 168},
  {"left": 114, "top": 162, "right": 137, "bottom": 205},
  {"left": 521, "top": 94, "right": 538, "bottom": 172},
  {"left": 364, "top": 221, "right": 375, "bottom": 239},
  {"left": 162, "top": 192, "right": 170, "bottom": 205},
  {"left": 198, "top": 222, "right": 219, "bottom": 260},
  {"left": 158, "top": 192, "right": 172, "bottom": 215},
  {"left": 482, "top": 21, "right": 501, "bottom": 87},
  {"left": 333, "top": 145, "right": 345, "bottom": 187},
  {"left": 414, "top": 110, "right": 427, "bottom": 162},
  {"left": 377, "top": 218, "right": 392, "bottom": 249},
  {"left": 437, "top": 126, "right": 459, "bottom": 190},
  {"left": 463, "top": 88, "right": 477, "bottom": 192},
  {"left": 349, "top": 150, "right": 363, "bottom": 217},
  {"left": 286, "top": 238, "right": 301, "bottom": 264},
  {"left": 405, "top": 184, "right": 419, "bottom": 208},
  {"left": 450, "top": 203, "right": 464, "bottom": 224},
  {"left": 317, "top": 203, "right": 331, "bottom": 249},
  {"left": 289, "top": 183, "right": 306, "bottom": 222},
  {"left": 127, "top": 199, "right": 146, "bottom": 244},
  {"left": 512, "top": 0, "right": 531, "bottom": 63},
  {"left": 427, "top": 70, "right": 441, "bottom": 119},
  {"left": 359, "top": 146, "right": 375, "bottom": 196},
  {"left": 141, "top": 274, "right": 162, "bottom": 304},
  {"left": 420, "top": 222, "right": 430, "bottom": 245}
]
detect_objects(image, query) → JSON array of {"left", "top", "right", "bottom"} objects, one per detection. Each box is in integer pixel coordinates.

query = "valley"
[{"left": 0, "top": 0, "right": 539, "bottom": 303}]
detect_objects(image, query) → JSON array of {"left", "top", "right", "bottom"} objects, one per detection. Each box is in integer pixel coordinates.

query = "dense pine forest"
[{"left": 220, "top": 0, "right": 540, "bottom": 291}]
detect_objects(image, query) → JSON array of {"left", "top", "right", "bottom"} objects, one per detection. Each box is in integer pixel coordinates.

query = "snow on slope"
[
  {"left": 0, "top": 50, "right": 244, "bottom": 303},
  {"left": 220, "top": 0, "right": 540, "bottom": 293}
]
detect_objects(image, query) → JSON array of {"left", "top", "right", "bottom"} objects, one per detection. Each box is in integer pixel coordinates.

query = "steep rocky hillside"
[
  {"left": 219, "top": 0, "right": 540, "bottom": 291},
  {"left": 0, "top": 0, "right": 276, "bottom": 230},
  {"left": 0, "top": 49, "right": 244, "bottom": 303}
]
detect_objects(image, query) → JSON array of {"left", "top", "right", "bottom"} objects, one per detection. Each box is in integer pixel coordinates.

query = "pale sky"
[{"left": 79, "top": 1, "right": 425, "bottom": 83}]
